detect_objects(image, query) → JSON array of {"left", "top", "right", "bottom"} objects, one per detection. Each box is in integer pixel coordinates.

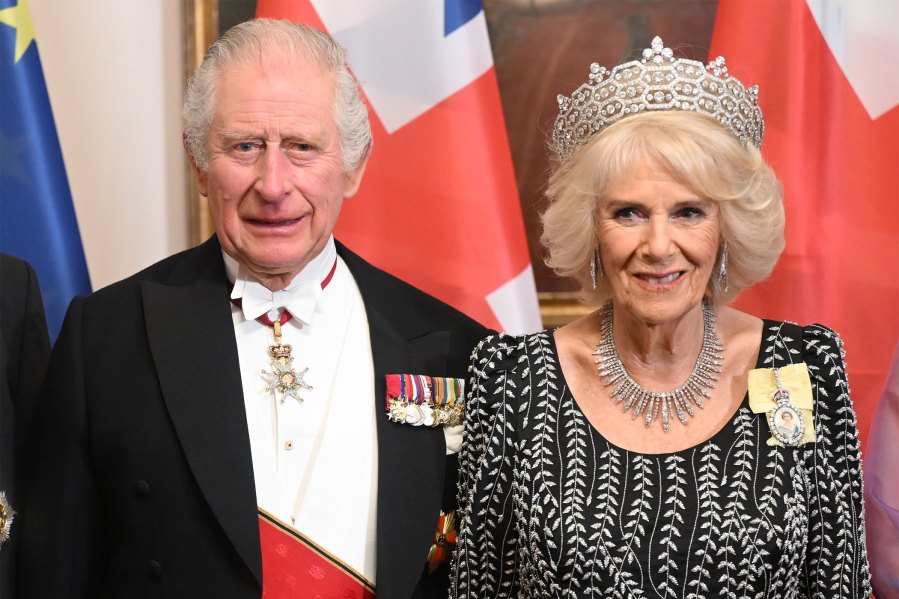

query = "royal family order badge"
[
  {"left": 768, "top": 383, "right": 805, "bottom": 446},
  {"left": 748, "top": 363, "right": 816, "bottom": 447}
]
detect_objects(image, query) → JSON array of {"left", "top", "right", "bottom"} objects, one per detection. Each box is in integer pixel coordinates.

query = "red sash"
[{"left": 259, "top": 510, "right": 375, "bottom": 598}]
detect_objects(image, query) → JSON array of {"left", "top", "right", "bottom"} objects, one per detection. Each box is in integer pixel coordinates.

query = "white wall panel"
[{"left": 30, "top": 0, "right": 189, "bottom": 290}]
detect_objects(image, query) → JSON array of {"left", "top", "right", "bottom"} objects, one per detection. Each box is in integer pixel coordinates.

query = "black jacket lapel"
[
  {"left": 369, "top": 310, "right": 450, "bottom": 598},
  {"left": 141, "top": 240, "right": 262, "bottom": 585},
  {"left": 135, "top": 239, "right": 470, "bottom": 595},
  {"left": 340, "top": 243, "right": 452, "bottom": 598}
]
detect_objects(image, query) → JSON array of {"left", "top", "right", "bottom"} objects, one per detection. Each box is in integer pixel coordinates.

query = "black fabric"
[
  {"left": 452, "top": 320, "right": 870, "bottom": 598},
  {"left": 0, "top": 254, "right": 50, "bottom": 599},
  {"left": 17, "top": 237, "right": 489, "bottom": 598}
]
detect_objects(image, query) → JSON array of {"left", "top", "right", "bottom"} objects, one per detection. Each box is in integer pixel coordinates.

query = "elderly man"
[{"left": 18, "top": 19, "right": 488, "bottom": 598}]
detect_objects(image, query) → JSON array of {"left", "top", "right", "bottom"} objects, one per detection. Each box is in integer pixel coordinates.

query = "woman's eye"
[
  {"left": 677, "top": 207, "right": 705, "bottom": 219},
  {"left": 613, "top": 207, "right": 643, "bottom": 221}
]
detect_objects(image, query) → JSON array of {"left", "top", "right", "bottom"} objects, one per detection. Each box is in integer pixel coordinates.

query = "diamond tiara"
[{"left": 552, "top": 36, "right": 764, "bottom": 164}]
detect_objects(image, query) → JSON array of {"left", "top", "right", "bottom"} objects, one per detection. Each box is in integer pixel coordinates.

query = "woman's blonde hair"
[{"left": 541, "top": 111, "right": 784, "bottom": 306}]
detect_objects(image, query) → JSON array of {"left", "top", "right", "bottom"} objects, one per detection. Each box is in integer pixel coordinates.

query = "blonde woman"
[{"left": 451, "top": 38, "right": 870, "bottom": 598}]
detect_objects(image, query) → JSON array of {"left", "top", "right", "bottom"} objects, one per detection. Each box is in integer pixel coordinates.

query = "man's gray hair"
[{"left": 183, "top": 18, "right": 372, "bottom": 172}]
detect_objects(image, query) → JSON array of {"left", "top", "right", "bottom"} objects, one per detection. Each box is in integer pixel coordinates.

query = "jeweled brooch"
[
  {"left": 0, "top": 491, "right": 14, "bottom": 548},
  {"left": 427, "top": 511, "right": 458, "bottom": 573}
]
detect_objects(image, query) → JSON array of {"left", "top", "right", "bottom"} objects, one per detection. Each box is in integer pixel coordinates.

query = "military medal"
[
  {"left": 262, "top": 319, "right": 312, "bottom": 404},
  {"left": 427, "top": 510, "right": 458, "bottom": 572},
  {"left": 0, "top": 491, "right": 13, "bottom": 548},
  {"left": 385, "top": 374, "right": 465, "bottom": 427},
  {"left": 767, "top": 367, "right": 805, "bottom": 446}
]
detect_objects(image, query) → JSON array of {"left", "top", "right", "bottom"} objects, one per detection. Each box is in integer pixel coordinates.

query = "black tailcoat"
[
  {"left": 17, "top": 238, "right": 489, "bottom": 598},
  {"left": 0, "top": 254, "right": 50, "bottom": 599}
]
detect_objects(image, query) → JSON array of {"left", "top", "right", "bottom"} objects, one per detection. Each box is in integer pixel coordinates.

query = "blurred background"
[{"left": 4, "top": 0, "right": 897, "bottom": 450}]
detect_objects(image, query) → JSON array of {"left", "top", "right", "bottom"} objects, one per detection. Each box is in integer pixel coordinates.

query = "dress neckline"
[{"left": 543, "top": 323, "right": 769, "bottom": 457}]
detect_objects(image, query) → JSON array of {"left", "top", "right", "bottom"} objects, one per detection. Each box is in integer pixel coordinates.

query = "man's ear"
[
  {"left": 342, "top": 149, "right": 371, "bottom": 199},
  {"left": 184, "top": 139, "right": 208, "bottom": 197}
]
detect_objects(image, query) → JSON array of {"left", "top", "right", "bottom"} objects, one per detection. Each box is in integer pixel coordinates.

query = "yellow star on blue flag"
[
  {"left": 0, "top": 0, "right": 34, "bottom": 62},
  {"left": 0, "top": 0, "right": 91, "bottom": 339}
]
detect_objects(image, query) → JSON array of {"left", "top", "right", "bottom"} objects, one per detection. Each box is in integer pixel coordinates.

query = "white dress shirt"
[{"left": 225, "top": 237, "right": 378, "bottom": 583}]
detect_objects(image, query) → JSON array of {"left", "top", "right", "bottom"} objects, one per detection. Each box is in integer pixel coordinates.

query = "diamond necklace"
[{"left": 592, "top": 299, "right": 724, "bottom": 433}]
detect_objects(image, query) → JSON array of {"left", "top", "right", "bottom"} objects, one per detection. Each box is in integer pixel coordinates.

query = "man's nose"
[{"left": 255, "top": 145, "right": 290, "bottom": 201}]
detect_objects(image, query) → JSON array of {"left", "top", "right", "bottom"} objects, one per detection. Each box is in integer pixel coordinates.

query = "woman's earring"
[
  {"left": 717, "top": 243, "right": 728, "bottom": 293},
  {"left": 590, "top": 249, "right": 603, "bottom": 290}
]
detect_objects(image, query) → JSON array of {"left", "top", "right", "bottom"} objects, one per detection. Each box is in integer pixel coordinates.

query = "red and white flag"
[
  {"left": 257, "top": 0, "right": 541, "bottom": 334},
  {"left": 710, "top": 0, "right": 899, "bottom": 448}
]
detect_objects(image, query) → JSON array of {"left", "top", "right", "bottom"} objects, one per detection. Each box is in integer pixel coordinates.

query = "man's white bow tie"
[{"left": 232, "top": 275, "right": 322, "bottom": 326}]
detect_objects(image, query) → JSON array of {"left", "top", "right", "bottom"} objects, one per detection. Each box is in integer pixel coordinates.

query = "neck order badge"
[{"left": 232, "top": 258, "right": 337, "bottom": 405}]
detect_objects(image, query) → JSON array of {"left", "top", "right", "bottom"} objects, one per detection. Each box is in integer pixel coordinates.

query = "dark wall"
[{"left": 219, "top": 0, "right": 257, "bottom": 33}]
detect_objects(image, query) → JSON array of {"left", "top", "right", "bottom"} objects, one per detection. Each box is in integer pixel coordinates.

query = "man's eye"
[
  {"left": 293, "top": 143, "right": 313, "bottom": 152},
  {"left": 235, "top": 142, "right": 256, "bottom": 152}
]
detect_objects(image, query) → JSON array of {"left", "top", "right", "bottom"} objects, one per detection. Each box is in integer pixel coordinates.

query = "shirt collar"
[{"left": 224, "top": 236, "right": 337, "bottom": 325}]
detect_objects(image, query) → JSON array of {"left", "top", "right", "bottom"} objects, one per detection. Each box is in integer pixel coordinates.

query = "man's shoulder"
[
  {"left": 0, "top": 252, "right": 31, "bottom": 285},
  {"left": 337, "top": 241, "right": 490, "bottom": 337},
  {"left": 0, "top": 253, "right": 34, "bottom": 309}
]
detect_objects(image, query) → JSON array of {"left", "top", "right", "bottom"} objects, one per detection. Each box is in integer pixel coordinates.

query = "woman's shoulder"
[
  {"left": 757, "top": 319, "right": 849, "bottom": 409},
  {"left": 470, "top": 330, "right": 555, "bottom": 375},
  {"left": 466, "top": 331, "right": 556, "bottom": 423},
  {"left": 758, "top": 319, "right": 845, "bottom": 365},
  {"left": 760, "top": 317, "right": 841, "bottom": 337},
  {"left": 472, "top": 330, "right": 553, "bottom": 354}
]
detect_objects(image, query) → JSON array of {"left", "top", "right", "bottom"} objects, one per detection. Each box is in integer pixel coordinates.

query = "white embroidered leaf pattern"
[{"left": 450, "top": 326, "right": 870, "bottom": 599}]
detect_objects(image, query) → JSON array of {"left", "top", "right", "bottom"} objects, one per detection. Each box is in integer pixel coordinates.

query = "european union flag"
[{"left": 0, "top": 0, "right": 91, "bottom": 340}]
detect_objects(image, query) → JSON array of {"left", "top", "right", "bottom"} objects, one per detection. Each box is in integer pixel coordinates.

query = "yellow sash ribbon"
[{"left": 747, "top": 362, "right": 816, "bottom": 446}]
